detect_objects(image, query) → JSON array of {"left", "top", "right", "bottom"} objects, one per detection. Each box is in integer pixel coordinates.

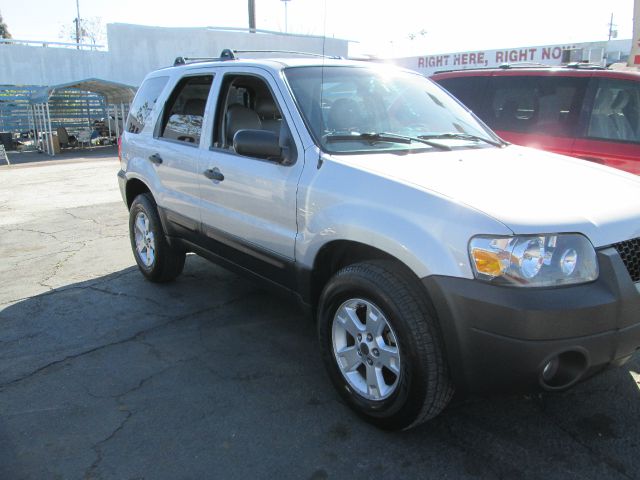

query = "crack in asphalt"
[
  {"left": 0, "top": 294, "right": 249, "bottom": 391},
  {"left": 2, "top": 227, "right": 62, "bottom": 241},
  {"left": 84, "top": 403, "right": 132, "bottom": 480},
  {"left": 0, "top": 268, "right": 138, "bottom": 309},
  {"left": 87, "top": 285, "right": 168, "bottom": 310},
  {"left": 30, "top": 238, "right": 91, "bottom": 291},
  {"left": 65, "top": 209, "right": 104, "bottom": 227}
]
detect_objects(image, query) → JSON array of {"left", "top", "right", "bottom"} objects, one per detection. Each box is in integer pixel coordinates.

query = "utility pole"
[
  {"left": 248, "top": 0, "right": 256, "bottom": 33},
  {"left": 630, "top": 0, "right": 640, "bottom": 67},
  {"left": 607, "top": 13, "right": 617, "bottom": 41},
  {"left": 75, "top": 0, "right": 81, "bottom": 49},
  {"left": 281, "top": 0, "right": 290, "bottom": 33}
]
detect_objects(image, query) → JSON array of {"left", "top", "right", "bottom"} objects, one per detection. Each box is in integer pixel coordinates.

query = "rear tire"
[
  {"left": 129, "top": 193, "right": 185, "bottom": 282},
  {"left": 318, "top": 260, "right": 453, "bottom": 430}
]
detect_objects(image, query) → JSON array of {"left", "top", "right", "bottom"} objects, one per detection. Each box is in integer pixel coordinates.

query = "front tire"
[
  {"left": 129, "top": 193, "right": 185, "bottom": 282},
  {"left": 318, "top": 260, "right": 453, "bottom": 430}
]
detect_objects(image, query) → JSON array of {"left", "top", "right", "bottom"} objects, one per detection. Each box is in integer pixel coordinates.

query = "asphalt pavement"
[{"left": 1, "top": 153, "right": 639, "bottom": 480}]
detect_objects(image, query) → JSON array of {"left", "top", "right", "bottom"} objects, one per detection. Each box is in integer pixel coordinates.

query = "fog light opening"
[
  {"left": 542, "top": 358, "right": 559, "bottom": 382},
  {"left": 540, "top": 350, "right": 588, "bottom": 390}
]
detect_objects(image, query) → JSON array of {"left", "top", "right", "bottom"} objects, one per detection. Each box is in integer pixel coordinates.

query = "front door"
[{"left": 197, "top": 68, "right": 304, "bottom": 286}]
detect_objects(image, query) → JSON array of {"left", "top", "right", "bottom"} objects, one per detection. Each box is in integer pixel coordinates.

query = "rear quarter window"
[
  {"left": 587, "top": 78, "right": 640, "bottom": 143},
  {"left": 126, "top": 76, "right": 170, "bottom": 134}
]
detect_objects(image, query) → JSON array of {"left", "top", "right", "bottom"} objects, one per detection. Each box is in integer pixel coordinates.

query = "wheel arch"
[
  {"left": 309, "top": 240, "right": 422, "bottom": 309},
  {"left": 125, "top": 177, "right": 153, "bottom": 209}
]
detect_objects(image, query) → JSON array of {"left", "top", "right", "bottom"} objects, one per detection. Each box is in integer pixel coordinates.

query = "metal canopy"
[{"left": 30, "top": 78, "right": 137, "bottom": 104}]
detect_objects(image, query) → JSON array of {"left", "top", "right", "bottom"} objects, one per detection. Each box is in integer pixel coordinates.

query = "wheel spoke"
[
  {"left": 366, "top": 364, "right": 386, "bottom": 399},
  {"left": 337, "top": 306, "right": 365, "bottom": 339},
  {"left": 366, "top": 307, "right": 386, "bottom": 337},
  {"left": 336, "top": 346, "right": 361, "bottom": 372},
  {"left": 145, "top": 246, "right": 154, "bottom": 266},
  {"left": 377, "top": 344, "right": 400, "bottom": 375},
  {"left": 135, "top": 215, "right": 146, "bottom": 235}
]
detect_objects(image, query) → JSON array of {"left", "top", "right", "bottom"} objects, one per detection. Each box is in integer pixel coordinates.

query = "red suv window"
[
  {"left": 433, "top": 70, "right": 640, "bottom": 175},
  {"left": 587, "top": 78, "right": 640, "bottom": 143}
]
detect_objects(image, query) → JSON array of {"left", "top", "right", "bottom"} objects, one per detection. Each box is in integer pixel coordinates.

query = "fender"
[{"left": 296, "top": 157, "right": 512, "bottom": 280}]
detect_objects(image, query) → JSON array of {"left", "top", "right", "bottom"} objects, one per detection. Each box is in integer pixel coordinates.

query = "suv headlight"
[{"left": 469, "top": 234, "right": 598, "bottom": 287}]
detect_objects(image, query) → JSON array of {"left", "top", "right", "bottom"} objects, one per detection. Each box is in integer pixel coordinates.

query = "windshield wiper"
[
  {"left": 323, "top": 132, "right": 452, "bottom": 151},
  {"left": 418, "top": 132, "right": 506, "bottom": 148}
]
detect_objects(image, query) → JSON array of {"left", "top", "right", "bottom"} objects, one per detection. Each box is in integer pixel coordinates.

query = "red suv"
[{"left": 431, "top": 66, "right": 640, "bottom": 174}]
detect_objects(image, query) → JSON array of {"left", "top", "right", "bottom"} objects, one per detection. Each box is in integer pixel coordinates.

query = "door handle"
[
  {"left": 148, "top": 153, "right": 163, "bottom": 165},
  {"left": 203, "top": 167, "right": 224, "bottom": 182}
]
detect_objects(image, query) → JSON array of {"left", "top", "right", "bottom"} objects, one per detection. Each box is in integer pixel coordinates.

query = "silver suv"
[{"left": 119, "top": 50, "right": 640, "bottom": 430}]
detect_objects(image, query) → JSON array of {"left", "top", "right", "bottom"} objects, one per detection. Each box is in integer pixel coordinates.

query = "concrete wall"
[
  {"left": 0, "top": 45, "right": 111, "bottom": 86},
  {"left": 0, "top": 23, "right": 349, "bottom": 87}
]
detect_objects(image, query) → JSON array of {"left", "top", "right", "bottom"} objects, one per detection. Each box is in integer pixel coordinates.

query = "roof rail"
[
  {"left": 564, "top": 62, "right": 607, "bottom": 70},
  {"left": 173, "top": 48, "right": 341, "bottom": 66},
  {"left": 173, "top": 54, "right": 236, "bottom": 66},
  {"left": 229, "top": 49, "right": 342, "bottom": 59},
  {"left": 498, "top": 62, "right": 549, "bottom": 69}
]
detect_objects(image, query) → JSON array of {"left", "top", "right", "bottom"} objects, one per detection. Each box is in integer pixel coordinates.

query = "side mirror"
[{"left": 233, "top": 129, "right": 284, "bottom": 162}]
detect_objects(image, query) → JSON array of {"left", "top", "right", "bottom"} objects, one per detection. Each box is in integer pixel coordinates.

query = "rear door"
[
  {"left": 148, "top": 71, "right": 214, "bottom": 232},
  {"left": 571, "top": 76, "right": 640, "bottom": 174}
]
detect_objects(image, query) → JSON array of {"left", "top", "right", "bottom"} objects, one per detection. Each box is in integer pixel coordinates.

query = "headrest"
[
  {"left": 327, "top": 98, "right": 363, "bottom": 132},
  {"left": 611, "top": 90, "right": 630, "bottom": 112},
  {"left": 256, "top": 97, "right": 279, "bottom": 118},
  {"left": 226, "top": 104, "right": 262, "bottom": 143}
]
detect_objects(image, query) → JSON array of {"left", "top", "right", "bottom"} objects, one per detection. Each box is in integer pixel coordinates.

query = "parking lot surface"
[{"left": 1, "top": 154, "right": 639, "bottom": 479}]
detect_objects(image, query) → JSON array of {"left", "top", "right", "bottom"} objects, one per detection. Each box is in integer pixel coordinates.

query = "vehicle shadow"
[{"left": 0, "top": 257, "right": 638, "bottom": 479}]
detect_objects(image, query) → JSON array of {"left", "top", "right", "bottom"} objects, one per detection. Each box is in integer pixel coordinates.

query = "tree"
[
  {"left": 59, "top": 17, "right": 105, "bottom": 48},
  {"left": 0, "top": 11, "right": 11, "bottom": 39}
]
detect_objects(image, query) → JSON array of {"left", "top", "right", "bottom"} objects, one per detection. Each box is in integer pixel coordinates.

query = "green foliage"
[{"left": 0, "top": 11, "right": 11, "bottom": 39}]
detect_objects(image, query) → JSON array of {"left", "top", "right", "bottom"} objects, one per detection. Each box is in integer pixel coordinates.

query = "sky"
[{"left": 0, "top": 0, "right": 635, "bottom": 57}]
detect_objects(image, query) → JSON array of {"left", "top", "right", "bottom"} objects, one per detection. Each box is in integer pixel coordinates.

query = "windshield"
[{"left": 284, "top": 66, "right": 500, "bottom": 154}]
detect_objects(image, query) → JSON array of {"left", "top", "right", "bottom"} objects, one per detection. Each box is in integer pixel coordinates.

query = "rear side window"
[
  {"left": 436, "top": 76, "right": 489, "bottom": 114},
  {"left": 159, "top": 75, "right": 214, "bottom": 145},
  {"left": 587, "top": 78, "right": 640, "bottom": 143},
  {"left": 487, "top": 76, "right": 588, "bottom": 136},
  {"left": 126, "top": 76, "right": 169, "bottom": 134}
]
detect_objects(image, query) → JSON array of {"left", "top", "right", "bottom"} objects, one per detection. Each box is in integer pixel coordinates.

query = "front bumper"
[{"left": 423, "top": 248, "right": 640, "bottom": 393}]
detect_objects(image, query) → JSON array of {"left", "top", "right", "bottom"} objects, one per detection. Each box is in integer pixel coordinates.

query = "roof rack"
[
  {"left": 564, "top": 62, "right": 607, "bottom": 70},
  {"left": 498, "top": 62, "right": 548, "bottom": 69},
  {"left": 173, "top": 48, "right": 341, "bottom": 66},
  {"left": 230, "top": 49, "right": 342, "bottom": 59}
]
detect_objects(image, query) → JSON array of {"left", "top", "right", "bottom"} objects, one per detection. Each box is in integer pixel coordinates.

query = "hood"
[{"left": 332, "top": 145, "right": 640, "bottom": 247}]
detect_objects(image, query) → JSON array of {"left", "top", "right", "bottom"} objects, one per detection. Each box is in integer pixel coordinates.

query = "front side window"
[
  {"left": 488, "top": 76, "right": 588, "bottom": 136},
  {"left": 587, "top": 78, "right": 640, "bottom": 143},
  {"left": 213, "top": 74, "right": 286, "bottom": 153},
  {"left": 126, "top": 76, "right": 169, "bottom": 134},
  {"left": 284, "top": 66, "right": 499, "bottom": 154},
  {"left": 159, "top": 75, "right": 213, "bottom": 145}
]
